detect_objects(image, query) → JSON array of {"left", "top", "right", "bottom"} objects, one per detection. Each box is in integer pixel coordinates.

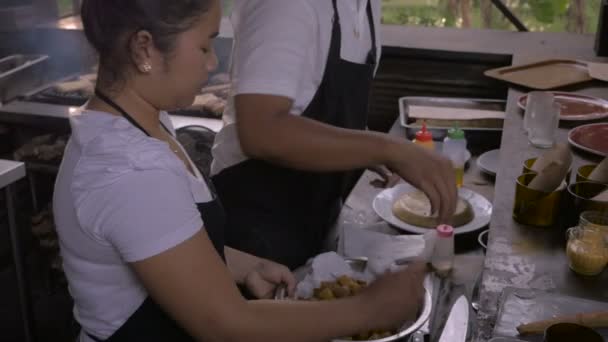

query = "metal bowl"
[{"left": 275, "top": 257, "right": 432, "bottom": 342}]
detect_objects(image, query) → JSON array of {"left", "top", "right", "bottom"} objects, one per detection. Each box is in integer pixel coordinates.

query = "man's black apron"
[
  {"left": 212, "top": 0, "right": 378, "bottom": 270},
  {"left": 86, "top": 90, "right": 226, "bottom": 341}
]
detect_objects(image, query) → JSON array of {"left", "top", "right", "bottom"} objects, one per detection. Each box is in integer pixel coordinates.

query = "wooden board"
[
  {"left": 485, "top": 59, "right": 593, "bottom": 90},
  {"left": 493, "top": 288, "right": 608, "bottom": 340}
]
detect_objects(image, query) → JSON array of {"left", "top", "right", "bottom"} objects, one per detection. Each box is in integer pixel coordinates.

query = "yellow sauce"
[
  {"left": 455, "top": 166, "right": 464, "bottom": 188},
  {"left": 566, "top": 228, "right": 608, "bottom": 276}
]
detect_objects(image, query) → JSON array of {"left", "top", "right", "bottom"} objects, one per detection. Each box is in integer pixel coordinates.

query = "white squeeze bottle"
[
  {"left": 442, "top": 126, "right": 467, "bottom": 188},
  {"left": 431, "top": 224, "right": 454, "bottom": 276}
]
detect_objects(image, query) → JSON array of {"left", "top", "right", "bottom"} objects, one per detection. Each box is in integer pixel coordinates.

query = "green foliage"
[
  {"left": 219, "top": 0, "right": 597, "bottom": 34},
  {"left": 527, "top": 0, "right": 570, "bottom": 24},
  {"left": 57, "top": 0, "right": 73, "bottom": 17},
  {"left": 381, "top": 0, "right": 599, "bottom": 33}
]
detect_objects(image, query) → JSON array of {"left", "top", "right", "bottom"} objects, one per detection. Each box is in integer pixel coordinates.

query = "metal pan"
[
  {"left": 0, "top": 54, "right": 50, "bottom": 105},
  {"left": 275, "top": 258, "right": 432, "bottom": 342},
  {"left": 399, "top": 96, "right": 506, "bottom": 140}
]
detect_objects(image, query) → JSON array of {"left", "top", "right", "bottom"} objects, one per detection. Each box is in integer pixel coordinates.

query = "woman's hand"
[
  {"left": 244, "top": 260, "right": 297, "bottom": 299},
  {"left": 361, "top": 261, "right": 428, "bottom": 330}
]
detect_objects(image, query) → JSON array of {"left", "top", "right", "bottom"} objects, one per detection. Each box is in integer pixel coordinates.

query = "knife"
[{"left": 438, "top": 295, "right": 469, "bottom": 342}]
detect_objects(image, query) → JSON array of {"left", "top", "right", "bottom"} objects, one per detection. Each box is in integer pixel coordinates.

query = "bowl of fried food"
[{"left": 275, "top": 257, "right": 432, "bottom": 342}]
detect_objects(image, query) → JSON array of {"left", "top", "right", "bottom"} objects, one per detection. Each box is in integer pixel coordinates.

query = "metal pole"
[
  {"left": 27, "top": 173, "right": 39, "bottom": 214},
  {"left": 5, "top": 185, "right": 36, "bottom": 342},
  {"left": 490, "top": 0, "right": 529, "bottom": 32}
]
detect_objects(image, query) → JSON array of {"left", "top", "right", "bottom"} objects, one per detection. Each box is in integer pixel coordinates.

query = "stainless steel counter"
[
  {"left": 476, "top": 57, "right": 608, "bottom": 341},
  {"left": 0, "top": 159, "right": 25, "bottom": 189}
]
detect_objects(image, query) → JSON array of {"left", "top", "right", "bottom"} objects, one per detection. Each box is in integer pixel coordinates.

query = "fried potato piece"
[{"left": 310, "top": 275, "right": 395, "bottom": 340}]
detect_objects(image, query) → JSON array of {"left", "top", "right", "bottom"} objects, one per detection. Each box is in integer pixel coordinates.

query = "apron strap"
[
  {"left": 366, "top": 0, "right": 378, "bottom": 64},
  {"left": 329, "top": 0, "right": 342, "bottom": 63},
  {"left": 94, "top": 89, "right": 173, "bottom": 137},
  {"left": 87, "top": 332, "right": 104, "bottom": 342}
]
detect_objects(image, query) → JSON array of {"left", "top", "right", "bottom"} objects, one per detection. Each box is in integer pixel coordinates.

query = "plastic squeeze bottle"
[
  {"left": 442, "top": 126, "right": 467, "bottom": 187},
  {"left": 412, "top": 121, "right": 435, "bottom": 150},
  {"left": 431, "top": 224, "right": 454, "bottom": 277}
]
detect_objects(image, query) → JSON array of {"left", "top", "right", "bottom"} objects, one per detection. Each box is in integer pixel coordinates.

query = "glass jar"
[{"left": 566, "top": 224, "right": 608, "bottom": 276}]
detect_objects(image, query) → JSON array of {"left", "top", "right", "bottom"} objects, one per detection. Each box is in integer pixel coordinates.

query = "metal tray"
[
  {"left": 399, "top": 96, "right": 506, "bottom": 140},
  {"left": 484, "top": 59, "right": 592, "bottom": 90},
  {"left": 0, "top": 54, "right": 50, "bottom": 105}
]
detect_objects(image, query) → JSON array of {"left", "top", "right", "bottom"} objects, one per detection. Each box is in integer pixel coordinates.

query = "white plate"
[
  {"left": 517, "top": 92, "right": 608, "bottom": 122},
  {"left": 373, "top": 184, "right": 493, "bottom": 235},
  {"left": 477, "top": 149, "right": 501, "bottom": 176}
]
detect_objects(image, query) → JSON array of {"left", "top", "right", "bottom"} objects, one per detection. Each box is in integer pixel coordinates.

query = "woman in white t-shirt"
[
  {"left": 211, "top": 0, "right": 458, "bottom": 270},
  {"left": 54, "top": 1, "right": 427, "bottom": 341}
]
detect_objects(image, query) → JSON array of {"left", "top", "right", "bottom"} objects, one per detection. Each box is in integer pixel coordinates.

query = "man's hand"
[
  {"left": 369, "top": 165, "right": 401, "bottom": 188},
  {"left": 385, "top": 140, "right": 458, "bottom": 224}
]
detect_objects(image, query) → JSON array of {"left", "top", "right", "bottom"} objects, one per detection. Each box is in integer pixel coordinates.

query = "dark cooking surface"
[{"left": 25, "top": 83, "right": 225, "bottom": 120}]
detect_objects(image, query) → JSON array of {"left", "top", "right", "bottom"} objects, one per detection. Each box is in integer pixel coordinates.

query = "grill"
[
  {"left": 175, "top": 125, "right": 216, "bottom": 178},
  {"left": 28, "top": 86, "right": 89, "bottom": 107},
  {"left": 0, "top": 54, "right": 50, "bottom": 105},
  {"left": 23, "top": 72, "right": 231, "bottom": 120}
]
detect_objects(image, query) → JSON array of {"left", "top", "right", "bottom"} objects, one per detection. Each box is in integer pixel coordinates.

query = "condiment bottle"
[
  {"left": 442, "top": 126, "right": 467, "bottom": 188},
  {"left": 431, "top": 224, "right": 454, "bottom": 276},
  {"left": 413, "top": 121, "right": 435, "bottom": 150}
]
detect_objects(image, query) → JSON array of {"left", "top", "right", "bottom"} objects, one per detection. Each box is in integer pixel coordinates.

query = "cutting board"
[
  {"left": 485, "top": 59, "right": 593, "bottom": 90},
  {"left": 493, "top": 287, "right": 608, "bottom": 341}
]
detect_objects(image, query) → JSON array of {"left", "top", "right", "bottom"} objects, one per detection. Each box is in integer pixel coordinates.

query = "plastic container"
[
  {"left": 566, "top": 212, "right": 608, "bottom": 276},
  {"left": 431, "top": 225, "right": 454, "bottom": 276},
  {"left": 412, "top": 121, "right": 435, "bottom": 150},
  {"left": 443, "top": 126, "right": 467, "bottom": 187},
  {"left": 566, "top": 227, "right": 608, "bottom": 276}
]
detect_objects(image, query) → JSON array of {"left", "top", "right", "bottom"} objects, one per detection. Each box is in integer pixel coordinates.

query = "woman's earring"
[{"left": 141, "top": 63, "right": 152, "bottom": 73}]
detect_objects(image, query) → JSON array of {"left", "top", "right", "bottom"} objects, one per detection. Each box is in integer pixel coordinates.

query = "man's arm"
[{"left": 236, "top": 94, "right": 458, "bottom": 222}]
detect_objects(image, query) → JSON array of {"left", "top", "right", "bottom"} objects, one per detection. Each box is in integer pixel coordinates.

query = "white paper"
[
  {"left": 409, "top": 105, "right": 505, "bottom": 120},
  {"left": 294, "top": 252, "right": 373, "bottom": 299},
  {"left": 339, "top": 224, "right": 436, "bottom": 275}
]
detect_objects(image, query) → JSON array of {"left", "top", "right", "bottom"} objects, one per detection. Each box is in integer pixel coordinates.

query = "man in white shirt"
[{"left": 212, "top": 0, "right": 456, "bottom": 269}]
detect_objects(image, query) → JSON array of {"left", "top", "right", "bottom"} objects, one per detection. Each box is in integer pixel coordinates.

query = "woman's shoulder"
[{"left": 69, "top": 110, "right": 185, "bottom": 191}]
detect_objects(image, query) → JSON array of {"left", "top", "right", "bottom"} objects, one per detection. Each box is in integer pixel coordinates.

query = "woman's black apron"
[
  {"left": 86, "top": 90, "right": 226, "bottom": 341},
  {"left": 212, "top": 0, "right": 378, "bottom": 270}
]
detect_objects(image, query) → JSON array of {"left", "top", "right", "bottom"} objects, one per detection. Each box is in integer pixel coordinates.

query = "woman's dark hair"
[{"left": 81, "top": 0, "right": 212, "bottom": 85}]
